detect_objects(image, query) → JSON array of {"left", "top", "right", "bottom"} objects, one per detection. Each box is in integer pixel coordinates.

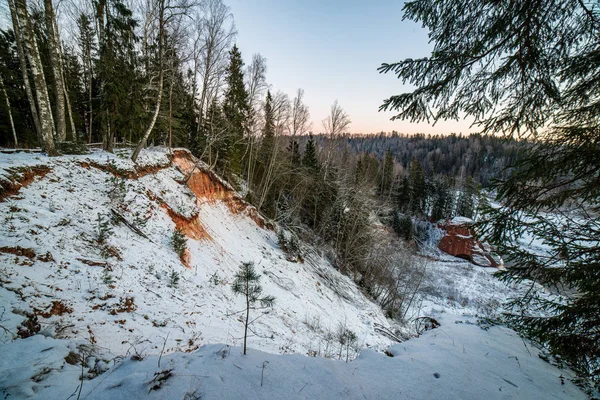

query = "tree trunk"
[
  {"left": 55, "top": 29, "right": 77, "bottom": 140},
  {"left": 8, "top": 0, "right": 40, "bottom": 141},
  {"left": 244, "top": 284, "right": 249, "bottom": 355},
  {"left": 0, "top": 75, "right": 18, "bottom": 147},
  {"left": 44, "top": 0, "right": 66, "bottom": 141},
  {"left": 131, "top": 0, "right": 165, "bottom": 163},
  {"left": 14, "top": 0, "right": 57, "bottom": 156},
  {"left": 87, "top": 50, "right": 93, "bottom": 143},
  {"left": 168, "top": 47, "right": 174, "bottom": 149}
]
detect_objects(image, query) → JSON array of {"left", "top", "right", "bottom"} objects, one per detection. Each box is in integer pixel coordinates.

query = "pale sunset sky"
[{"left": 228, "top": 0, "right": 474, "bottom": 135}]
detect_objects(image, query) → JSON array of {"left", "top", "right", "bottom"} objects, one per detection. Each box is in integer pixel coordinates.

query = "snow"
[
  {"left": 0, "top": 315, "right": 584, "bottom": 399},
  {"left": 0, "top": 148, "right": 591, "bottom": 399},
  {"left": 450, "top": 216, "right": 474, "bottom": 225},
  {"left": 0, "top": 148, "right": 391, "bottom": 367}
]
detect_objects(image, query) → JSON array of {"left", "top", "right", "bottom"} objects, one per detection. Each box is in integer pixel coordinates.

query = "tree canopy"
[{"left": 380, "top": 0, "right": 600, "bottom": 389}]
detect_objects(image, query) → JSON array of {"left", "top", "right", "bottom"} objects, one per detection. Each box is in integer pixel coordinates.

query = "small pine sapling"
[
  {"left": 169, "top": 269, "right": 180, "bottom": 288},
  {"left": 96, "top": 214, "right": 113, "bottom": 244},
  {"left": 231, "top": 262, "right": 275, "bottom": 355},
  {"left": 171, "top": 228, "right": 187, "bottom": 258}
]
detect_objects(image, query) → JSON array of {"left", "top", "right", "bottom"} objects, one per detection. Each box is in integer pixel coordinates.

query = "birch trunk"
[
  {"left": 14, "top": 0, "right": 57, "bottom": 155},
  {"left": 8, "top": 0, "right": 40, "bottom": 140},
  {"left": 44, "top": 0, "right": 66, "bottom": 141},
  {"left": 55, "top": 29, "right": 77, "bottom": 140},
  {"left": 0, "top": 75, "right": 18, "bottom": 147},
  {"left": 131, "top": 0, "right": 165, "bottom": 162}
]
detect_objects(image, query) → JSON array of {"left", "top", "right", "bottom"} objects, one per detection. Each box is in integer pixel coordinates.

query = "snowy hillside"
[{"left": 0, "top": 148, "right": 589, "bottom": 399}]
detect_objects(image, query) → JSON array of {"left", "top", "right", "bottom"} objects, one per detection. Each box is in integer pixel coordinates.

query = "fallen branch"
[
  {"left": 373, "top": 323, "right": 403, "bottom": 343},
  {"left": 110, "top": 208, "right": 154, "bottom": 243}
]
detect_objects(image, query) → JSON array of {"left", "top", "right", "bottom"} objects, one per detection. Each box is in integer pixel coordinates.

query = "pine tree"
[
  {"left": 302, "top": 134, "right": 319, "bottom": 173},
  {"left": 408, "top": 158, "right": 426, "bottom": 215},
  {"left": 456, "top": 176, "right": 478, "bottom": 219},
  {"left": 430, "top": 176, "right": 453, "bottom": 222},
  {"left": 231, "top": 262, "right": 275, "bottom": 355},
  {"left": 253, "top": 90, "right": 274, "bottom": 186},
  {"left": 396, "top": 175, "right": 411, "bottom": 212},
  {"left": 378, "top": 148, "right": 394, "bottom": 198},
  {"left": 222, "top": 44, "right": 250, "bottom": 175},
  {"left": 380, "top": 0, "right": 600, "bottom": 385}
]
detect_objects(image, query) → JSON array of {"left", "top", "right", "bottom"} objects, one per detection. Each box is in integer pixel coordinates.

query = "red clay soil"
[
  {"left": 171, "top": 149, "right": 272, "bottom": 229},
  {"left": 180, "top": 248, "right": 192, "bottom": 269},
  {"left": 438, "top": 224, "right": 474, "bottom": 260},
  {"left": 0, "top": 246, "right": 36, "bottom": 259},
  {"left": 161, "top": 203, "right": 211, "bottom": 241},
  {"left": 437, "top": 220, "right": 501, "bottom": 268},
  {"left": 0, "top": 166, "right": 52, "bottom": 202},
  {"left": 40, "top": 300, "right": 73, "bottom": 318}
]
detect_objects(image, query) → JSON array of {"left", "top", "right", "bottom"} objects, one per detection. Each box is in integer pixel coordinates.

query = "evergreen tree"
[
  {"left": 222, "top": 44, "right": 250, "bottom": 175},
  {"left": 430, "top": 176, "right": 453, "bottom": 222},
  {"left": 392, "top": 210, "right": 412, "bottom": 241},
  {"left": 378, "top": 148, "right": 394, "bottom": 197},
  {"left": 396, "top": 175, "right": 411, "bottom": 212},
  {"left": 380, "top": 0, "right": 600, "bottom": 386},
  {"left": 302, "top": 134, "right": 319, "bottom": 173},
  {"left": 456, "top": 176, "right": 478, "bottom": 219},
  {"left": 96, "top": 0, "right": 139, "bottom": 152},
  {"left": 231, "top": 262, "right": 275, "bottom": 355},
  {"left": 254, "top": 90, "right": 274, "bottom": 186},
  {"left": 408, "top": 158, "right": 426, "bottom": 215},
  {"left": 254, "top": 90, "right": 279, "bottom": 217}
]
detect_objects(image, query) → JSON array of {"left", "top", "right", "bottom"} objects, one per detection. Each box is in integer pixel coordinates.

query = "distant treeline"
[{"left": 308, "top": 132, "right": 527, "bottom": 187}]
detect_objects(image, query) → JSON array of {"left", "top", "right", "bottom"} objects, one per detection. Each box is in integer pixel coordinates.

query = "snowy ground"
[
  {"left": 0, "top": 315, "right": 586, "bottom": 399},
  {"left": 0, "top": 148, "right": 590, "bottom": 398}
]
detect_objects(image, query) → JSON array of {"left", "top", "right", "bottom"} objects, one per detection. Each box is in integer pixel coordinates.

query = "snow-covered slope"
[
  {"left": 0, "top": 148, "right": 590, "bottom": 399},
  {"left": 0, "top": 148, "right": 391, "bottom": 360}
]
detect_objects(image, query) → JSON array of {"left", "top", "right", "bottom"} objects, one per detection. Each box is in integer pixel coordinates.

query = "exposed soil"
[
  {"left": 171, "top": 149, "right": 272, "bottom": 230},
  {"left": 161, "top": 203, "right": 211, "bottom": 241},
  {"left": 0, "top": 246, "right": 36, "bottom": 259},
  {"left": 0, "top": 166, "right": 52, "bottom": 202},
  {"left": 78, "top": 161, "right": 168, "bottom": 179},
  {"left": 40, "top": 300, "right": 73, "bottom": 318}
]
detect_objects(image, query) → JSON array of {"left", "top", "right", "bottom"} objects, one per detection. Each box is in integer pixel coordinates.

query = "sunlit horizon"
[{"left": 228, "top": 0, "right": 476, "bottom": 136}]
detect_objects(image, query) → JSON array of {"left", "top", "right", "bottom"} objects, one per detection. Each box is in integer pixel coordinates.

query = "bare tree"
[
  {"left": 322, "top": 100, "right": 350, "bottom": 172},
  {"left": 10, "top": 0, "right": 57, "bottom": 155},
  {"left": 132, "top": 0, "right": 167, "bottom": 162},
  {"left": 44, "top": 0, "right": 67, "bottom": 141},
  {"left": 195, "top": 0, "right": 235, "bottom": 123},
  {"left": 8, "top": 0, "right": 40, "bottom": 139},
  {"left": 245, "top": 53, "right": 268, "bottom": 110},
  {"left": 0, "top": 75, "right": 18, "bottom": 147},
  {"left": 289, "top": 88, "right": 310, "bottom": 136},
  {"left": 244, "top": 53, "right": 267, "bottom": 182}
]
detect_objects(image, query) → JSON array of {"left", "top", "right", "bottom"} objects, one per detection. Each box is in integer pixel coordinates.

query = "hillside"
[{"left": 0, "top": 148, "right": 589, "bottom": 399}]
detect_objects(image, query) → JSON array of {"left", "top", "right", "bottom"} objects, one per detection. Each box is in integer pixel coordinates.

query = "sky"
[{"left": 228, "top": 0, "right": 474, "bottom": 135}]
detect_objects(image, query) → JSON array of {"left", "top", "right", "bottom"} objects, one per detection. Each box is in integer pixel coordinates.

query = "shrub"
[
  {"left": 169, "top": 269, "right": 180, "bottom": 288},
  {"left": 171, "top": 229, "right": 186, "bottom": 258},
  {"left": 96, "top": 214, "right": 113, "bottom": 244}
]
